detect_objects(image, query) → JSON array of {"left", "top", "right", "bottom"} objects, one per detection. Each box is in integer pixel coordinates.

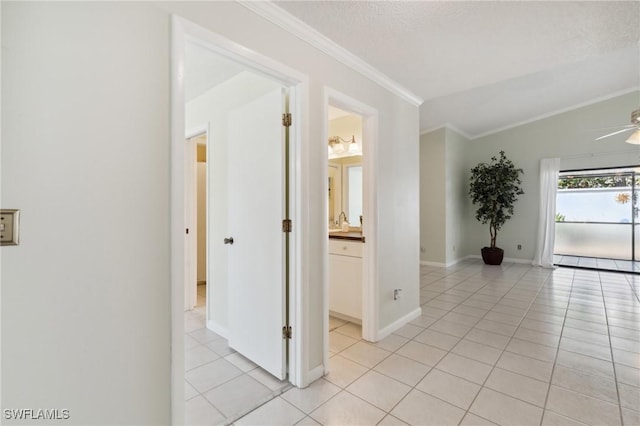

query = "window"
[
  {"left": 555, "top": 167, "right": 640, "bottom": 261},
  {"left": 345, "top": 165, "right": 363, "bottom": 228}
]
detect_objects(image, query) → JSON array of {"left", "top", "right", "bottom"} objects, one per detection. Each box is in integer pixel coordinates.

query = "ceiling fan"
[{"left": 595, "top": 108, "right": 640, "bottom": 144}]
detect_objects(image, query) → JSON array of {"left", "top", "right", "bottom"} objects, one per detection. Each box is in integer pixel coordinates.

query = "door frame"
[
  {"left": 323, "top": 88, "right": 379, "bottom": 372},
  {"left": 171, "top": 15, "right": 307, "bottom": 424}
]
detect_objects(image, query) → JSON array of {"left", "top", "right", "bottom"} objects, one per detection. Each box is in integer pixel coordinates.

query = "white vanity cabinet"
[{"left": 329, "top": 239, "right": 363, "bottom": 321}]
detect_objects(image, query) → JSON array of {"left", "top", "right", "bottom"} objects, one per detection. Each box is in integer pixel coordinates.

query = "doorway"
[
  {"left": 172, "top": 16, "right": 305, "bottom": 425},
  {"left": 324, "top": 89, "right": 379, "bottom": 375},
  {"left": 327, "top": 106, "right": 364, "bottom": 341},
  {"left": 185, "top": 132, "right": 207, "bottom": 314}
]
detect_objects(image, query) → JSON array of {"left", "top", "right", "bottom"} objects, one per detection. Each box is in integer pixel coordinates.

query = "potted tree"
[{"left": 469, "top": 151, "right": 524, "bottom": 265}]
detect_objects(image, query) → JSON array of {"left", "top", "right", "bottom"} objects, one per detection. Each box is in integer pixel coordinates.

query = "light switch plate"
[{"left": 0, "top": 209, "right": 20, "bottom": 246}]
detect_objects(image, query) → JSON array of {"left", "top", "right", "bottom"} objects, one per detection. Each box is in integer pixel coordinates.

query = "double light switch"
[{"left": 0, "top": 210, "right": 20, "bottom": 245}]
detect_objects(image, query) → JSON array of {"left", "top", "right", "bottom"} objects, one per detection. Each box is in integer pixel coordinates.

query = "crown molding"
[
  {"left": 239, "top": 1, "right": 424, "bottom": 107},
  {"left": 471, "top": 87, "right": 640, "bottom": 140},
  {"left": 421, "top": 87, "right": 639, "bottom": 140}
]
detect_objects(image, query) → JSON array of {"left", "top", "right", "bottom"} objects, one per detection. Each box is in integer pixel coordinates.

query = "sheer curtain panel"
[{"left": 533, "top": 158, "right": 560, "bottom": 268}]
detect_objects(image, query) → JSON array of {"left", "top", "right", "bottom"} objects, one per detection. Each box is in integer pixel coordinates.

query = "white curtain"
[{"left": 533, "top": 158, "right": 560, "bottom": 268}]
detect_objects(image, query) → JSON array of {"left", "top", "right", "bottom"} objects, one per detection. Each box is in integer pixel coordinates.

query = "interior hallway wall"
[
  {"left": 2, "top": 2, "right": 421, "bottom": 423},
  {"left": 1, "top": 2, "right": 171, "bottom": 424}
]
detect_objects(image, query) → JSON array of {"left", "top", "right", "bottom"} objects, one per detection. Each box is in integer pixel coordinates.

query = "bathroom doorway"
[
  {"left": 324, "top": 89, "right": 379, "bottom": 375},
  {"left": 327, "top": 106, "right": 364, "bottom": 341}
]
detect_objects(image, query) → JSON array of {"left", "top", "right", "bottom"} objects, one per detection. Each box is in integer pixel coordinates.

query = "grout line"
[
  {"left": 419, "top": 263, "right": 556, "bottom": 423},
  {"left": 184, "top": 302, "right": 292, "bottom": 426},
  {"left": 539, "top": 267, "right": 575, "bottom": 426}
]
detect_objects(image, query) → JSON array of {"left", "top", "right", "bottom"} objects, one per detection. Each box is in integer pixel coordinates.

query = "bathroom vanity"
[{"left": 328, "top": 234, "right": 363, "bottom": 322}]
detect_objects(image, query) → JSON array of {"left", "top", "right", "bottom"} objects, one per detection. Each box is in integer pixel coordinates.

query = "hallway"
[{"left": 234, "top": 260, "right": 639, "bottom": 426}]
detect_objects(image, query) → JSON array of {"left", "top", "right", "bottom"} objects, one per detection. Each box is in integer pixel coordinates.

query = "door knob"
[{"left": 224, "top": 237, "right": 234, "bottom": 245}]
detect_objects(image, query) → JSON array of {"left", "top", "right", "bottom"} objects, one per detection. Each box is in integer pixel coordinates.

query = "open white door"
[{"left": 227, "top": 87, "right": 287, "bottom": 380}]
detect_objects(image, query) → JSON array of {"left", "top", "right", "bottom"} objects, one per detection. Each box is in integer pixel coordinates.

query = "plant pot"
[{"left": 481, "top": 247, "right": 504, "bottom": 265}]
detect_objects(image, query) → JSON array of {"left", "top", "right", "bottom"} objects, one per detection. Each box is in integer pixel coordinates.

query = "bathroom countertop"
[{"left": 328, "top": 231, "right": 365, "bottom": 242}]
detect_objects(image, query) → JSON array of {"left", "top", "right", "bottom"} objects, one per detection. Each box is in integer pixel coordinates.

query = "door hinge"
[
  {"left": 282, "top": 219, "right": 292, "bottom": 233},
  {"left": 282, "top": 113, "right": 292, "bottom": 128},
  {"left": 282, "top": 325, "right": 292, "bottom": 339}
]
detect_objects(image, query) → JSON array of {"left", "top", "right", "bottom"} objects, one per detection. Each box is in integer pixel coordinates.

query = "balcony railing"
[{"left": 555, "top": 222, "right": 639, "bottom": 261}]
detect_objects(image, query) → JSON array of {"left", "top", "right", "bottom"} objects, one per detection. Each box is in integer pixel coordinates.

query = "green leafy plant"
[{"left": 469, "top": 151, "right": 524, "bottom": 248}]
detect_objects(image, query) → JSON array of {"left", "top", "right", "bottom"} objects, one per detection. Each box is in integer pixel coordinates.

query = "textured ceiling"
[{"left": 275, "top": 1, "right": 640, "bottom": 137}]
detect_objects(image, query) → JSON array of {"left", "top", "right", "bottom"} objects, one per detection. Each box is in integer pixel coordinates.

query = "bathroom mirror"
[{"left": 328, "top": 158, "right": 362, "bottom": 230}]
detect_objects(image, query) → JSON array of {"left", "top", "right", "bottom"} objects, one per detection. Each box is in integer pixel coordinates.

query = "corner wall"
[
  {"left": 444, "top": 128, "right": 470, "bottom": 265},
  {"left": 420, "top": 128, "right": 446, "bottom": 264},
  {"left": 420, "top": 127, "right": 470, "bottom": 266}
]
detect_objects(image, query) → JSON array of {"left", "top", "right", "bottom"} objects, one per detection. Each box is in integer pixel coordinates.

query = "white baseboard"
[
  {"left": 420, "top": 260, "right": 446, "bottom": 267},
  {"left": 375, "top": 307, "right": 422, "bottom": 341},
  {"left": 505, "top": 257, "right": 535, "bottom": 264},
  {"left": 303, "top": 364, "right": 325, "bottom": 388},
  {"left": 206, "top": 320, "right": 228, "bottom": 339},
  {"left": 466, "top": 254, "right": 533, "bottom": 264}
]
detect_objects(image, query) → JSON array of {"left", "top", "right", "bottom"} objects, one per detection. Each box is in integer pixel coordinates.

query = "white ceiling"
[{"left": 275, "top": 1, "right": 640, "bottom": 138}]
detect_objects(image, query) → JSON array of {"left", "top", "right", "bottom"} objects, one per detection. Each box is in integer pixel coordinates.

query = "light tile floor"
[
  {"left": 185, "top": 284, "right": 291, "bottom": 425},
  {"left": 235, "top": 259, "right": 640, "bottom": 426}
]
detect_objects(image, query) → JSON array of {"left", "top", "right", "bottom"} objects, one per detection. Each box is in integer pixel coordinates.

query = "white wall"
[
  {"left": 420, "top": 128, "right": 446, "bottom": 264},
  {"left": 2, "top": 2, "right": 421, "bottom": 422},
  {"left": 1, "top": 2, "right": 170, "bottom": 424},
  {"left": 444, "top": 128, "right": 470, "bottom": 265},
  {"left": 420, "top": 127, "right": 470, "bottom": 266}
]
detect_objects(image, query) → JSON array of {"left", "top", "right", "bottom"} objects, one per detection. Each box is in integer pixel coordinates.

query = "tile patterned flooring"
[
  {"left": 233, "top": 260, "right": 640, "bottom": 426},
  {"left": 555, "top": 255, "right": 640, "bottom": 274},
  {"left": 184, "top": 285, "right": 291, "bottom": 425}
]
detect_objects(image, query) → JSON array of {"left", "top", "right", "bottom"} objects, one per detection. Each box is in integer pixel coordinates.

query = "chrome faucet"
[{"left": 338, "top": 211, "right": 348, "bottom": 226}]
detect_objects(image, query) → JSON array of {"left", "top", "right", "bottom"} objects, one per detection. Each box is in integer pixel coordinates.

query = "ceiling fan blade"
[
  {"left": 595, "top": 127, "right": 635, "bottom": 141},
  {"left": 590, "top": 124, "right": 635, "bottom": 132}
]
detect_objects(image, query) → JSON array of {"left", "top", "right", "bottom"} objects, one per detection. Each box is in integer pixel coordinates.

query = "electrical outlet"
[
  {"left": 517, "top": 244, "right": 522, "bottom": 250},
  {"left": 393, "top": 289, "right": 402, "bottom": 300},
  {"left": 420, "top": 246, "right": 425, "bottom": 253}
]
